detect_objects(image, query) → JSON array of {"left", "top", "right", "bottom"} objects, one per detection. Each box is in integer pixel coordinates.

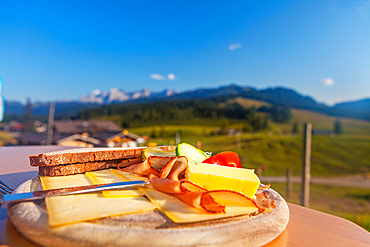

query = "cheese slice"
[
  {"left": 112, "top": 170, "right": 258, "bottom": 223},
  {"left": 86, "top": 169, "right": 143, "bottom": 197},
  {"left": 41, "top": 173, "right": 93, "bottom": 190},
  {"left": 40, "top": 173, "right": 156, "bottom": 227},
  {"left": 186, "top": 161, "right": 260, "bottom": 198}
]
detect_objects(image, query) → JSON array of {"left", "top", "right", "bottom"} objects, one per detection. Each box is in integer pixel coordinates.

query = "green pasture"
[
  {"left": 130, "top": 124, "right": 370, "bottom": 177},
  {"left": 288, "top": 109, "right": 370, "bottom": 135},
  {"left": 271, "top": 183, "right": 370, "bottom": 231},
  {"left": 127, "top": 106, "right": 370, "bottom": 177},
  {"left": 221, "top": 98, "right": 370, "bottom": 135},
  {"left": 224, "top": 97, "right": 272, "bottom": 108}
]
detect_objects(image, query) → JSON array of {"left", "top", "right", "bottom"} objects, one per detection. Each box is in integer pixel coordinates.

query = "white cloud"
[
  {"left": 229, "top": 43, "right": 242, "bottom": 51},
  {"left": 321, "top": 77, "right": 335, "bottom": 86},
  {"left": 150, "top": 74, "right": 165, "bottom": 80},
  {"left": 92, "top": 89, "right": 101, "bottom": 95},
  {"left": 167, "top": 73, "right": 175, "bottom": 80},
  {"left": 150, "top": 73, "right": 177, "bottom": 81}
]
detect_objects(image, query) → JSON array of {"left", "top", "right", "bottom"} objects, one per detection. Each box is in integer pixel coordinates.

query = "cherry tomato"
[{"left": 202, "top": 151, "right": 241, "bottom": 168}]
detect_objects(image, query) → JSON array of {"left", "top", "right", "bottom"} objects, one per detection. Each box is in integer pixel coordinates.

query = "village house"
[{"left": 13, "top": 120, "right": 146, "bottom": 147}]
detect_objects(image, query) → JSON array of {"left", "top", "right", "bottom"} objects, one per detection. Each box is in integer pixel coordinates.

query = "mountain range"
[
  {"left": 4, "top": 84, "right": 370, "bottom": 121},
  {"left": 79, "top": 88, "right": 179, "bottom": 104}
]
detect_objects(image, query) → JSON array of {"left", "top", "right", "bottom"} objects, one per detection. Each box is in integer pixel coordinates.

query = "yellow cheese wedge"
[
  {"left": 186, "top": 161, "right": 260, "bottom": 198},
  {"left": 41, "top": 173, "right": 93, "bottom": 190},
  {"left": 40, "top": 173, "right": 156, "bottom": 227},
  {"left": 46, "top": 193, "right": 156, "bottom": 227},
  {"left": 112, "top": 170, "right": 258, "bottom": 223},
  {"left": 86, "top": 169, "right": 143, "bottom": 197}
]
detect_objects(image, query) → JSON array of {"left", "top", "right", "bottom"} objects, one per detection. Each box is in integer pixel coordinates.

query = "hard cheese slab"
[
  {"left": 187, "top": 161, "right": 260, "bottom": 198},
  {"left": 112, "top": 170, "right": 259, "bottom": 223},
  {"left": 40, "top": 173, "right": 156, "bottom": 226}
]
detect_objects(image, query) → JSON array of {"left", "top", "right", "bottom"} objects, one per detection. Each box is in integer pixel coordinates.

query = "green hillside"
[
  {"left": 221, "top": 97, "right": 370, "bottom": 135},
  {"left": 223, "top": 97, "right": 272, "bottom": 108},
  {"left": 84, "top": 95, "right": 370, "bottom": 177},
  {"left": 289, "top": 109, "right": 370, "bottom": 135},
  {"left": 128, "top": 106, "right": 370, "bottom": 177},
  {"left": 129, "top": 125, "right": 370, "bottom": 177}
]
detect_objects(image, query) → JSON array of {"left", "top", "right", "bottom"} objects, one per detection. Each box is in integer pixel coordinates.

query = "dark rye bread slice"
[
  {"left": 38, "top": 158, "right": 141, "bottom": 177},
  {"left": 29, "top": 146, "right": 176, "bottom": 167},
  {"left": 30, "top": 147, "right": 142, "bottom": 167},
  {"left": 30, "top": 146, "right": 176, "bottom": 176}
]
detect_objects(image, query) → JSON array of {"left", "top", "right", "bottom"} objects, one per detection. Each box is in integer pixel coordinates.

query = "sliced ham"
[
  {"left": 150, "top": 177, "right": 260, "bottom": 214},
  {"left": 126, "top": 154, "right": 273, "bottom": 214},
  {"left": 175, "top": 192, "right": 204, "bottom": 210},
  {"left": 200, "top": 193, "right": 226, "bottom": 214},
  {"left": 148, "top": 156, "right": 173, "bottom": 171},
  {"left": 119, "top": 159, "right": 160, "bottom": 177},
  {"left": 159, "top": 157, "right": 178, "bottom": 178},
  {"left": 167, "top": 156, "right": 188, "bottom": 181},
  {"left": 180, "top": 181, "right": 208, "bottom": 193},
  {"left": 150, "top": 178, "right": 183, "bottom": 194},
  {"left": 254, "top": 191, "right": 275, "bottom": 211}
]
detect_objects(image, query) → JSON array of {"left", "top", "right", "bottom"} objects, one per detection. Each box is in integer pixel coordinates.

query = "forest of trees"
[{"left": 78, "top": 98, "right": 291, "bottom": 131}]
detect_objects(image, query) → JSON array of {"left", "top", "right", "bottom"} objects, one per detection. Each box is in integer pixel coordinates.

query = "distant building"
[
  {"left": 0, "top": 121, "right": 24, "bottom": 132},
  {"left": 13, "top": 120, "right": 146, "bottom": 148},
  {"left": 106, "top": 130, "right": 145, "bottom": 148},
  {"left": 57, "top": 133, "right": 101, "bottom": 148},
  {"left": 14, "top": 132, "right": 49, "bottom": 146}
]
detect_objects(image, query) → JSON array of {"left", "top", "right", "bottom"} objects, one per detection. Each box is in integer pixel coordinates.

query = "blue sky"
[{"left": 1, "top": 1, "right": 369, "bottom": 105}]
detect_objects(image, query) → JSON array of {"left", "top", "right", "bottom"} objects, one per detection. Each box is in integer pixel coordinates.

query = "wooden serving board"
[{"left": 7, "top": 177, "right": 289, "bottom": 247}]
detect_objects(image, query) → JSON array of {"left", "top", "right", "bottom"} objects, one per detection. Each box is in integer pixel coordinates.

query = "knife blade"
[{"left": 0, "top": 180, "right": 150, "bottom": 206}]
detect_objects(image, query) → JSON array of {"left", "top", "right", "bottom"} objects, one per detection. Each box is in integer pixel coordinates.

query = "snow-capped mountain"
[
  {"left": 79, "top": 88, "right": 179, "bottom": 104},
  {"left": 4, "top": 84, "right": 370, "bottom": 122}
]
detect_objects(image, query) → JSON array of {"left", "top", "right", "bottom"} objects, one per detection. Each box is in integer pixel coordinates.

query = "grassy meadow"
[
  {"left": 127, "top": 106, "right": 370, "bottom": 231},
  {"left": 0, "top": 131, "right": 16, "bottom": 146},
  {"left": 128, "top": 106, "right": 370, "bottom": 177},
  {"left": 132, "top": 128, "right": 370, "bottom": 177}
]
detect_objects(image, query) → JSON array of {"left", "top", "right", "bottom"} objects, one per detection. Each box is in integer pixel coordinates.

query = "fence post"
[
  {"left": 175, "top": 132, "right": 181, "bottom": 145},
  {"left": 46, "top": 102, "right": 55, "bottom": 145},
  {"left": 300, "top": 122, "right": 312, "bottom": 207},
  {"left": 286, "top": 168, "right": 292, "bottom": 200}
]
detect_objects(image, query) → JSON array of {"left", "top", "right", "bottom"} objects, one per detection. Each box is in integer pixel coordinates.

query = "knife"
[{"left": 0, "top": 180, "right": 150, "bottom": 207}]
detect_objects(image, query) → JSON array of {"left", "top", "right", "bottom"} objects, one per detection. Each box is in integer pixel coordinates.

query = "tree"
[
  {"left": 219, "top": 118, "right": 229, "bottom": 135},
  {"left": 333, "top": 119, "right": 342, "bottom": 135},
  {"left": 150, "top": 128, "right": 157, "bottom": 138},
  {"left": 242, "top": 123, "right": 253, "bottom": 132},
  {"left": 23, "top": 98, "right": 34, "bottom": 132},
  {"left": 24, "top": 98, "right": 32, "bottom": 119}
]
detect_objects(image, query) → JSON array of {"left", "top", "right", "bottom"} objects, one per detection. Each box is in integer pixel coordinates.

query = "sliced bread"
[{"left": 30, "top": 146, "right": 176, "bottom": 176}]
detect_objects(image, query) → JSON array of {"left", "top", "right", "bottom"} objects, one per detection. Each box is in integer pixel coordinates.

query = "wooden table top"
[{"left": 0, "top": 146, "right": 369, "bottom": 247}]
